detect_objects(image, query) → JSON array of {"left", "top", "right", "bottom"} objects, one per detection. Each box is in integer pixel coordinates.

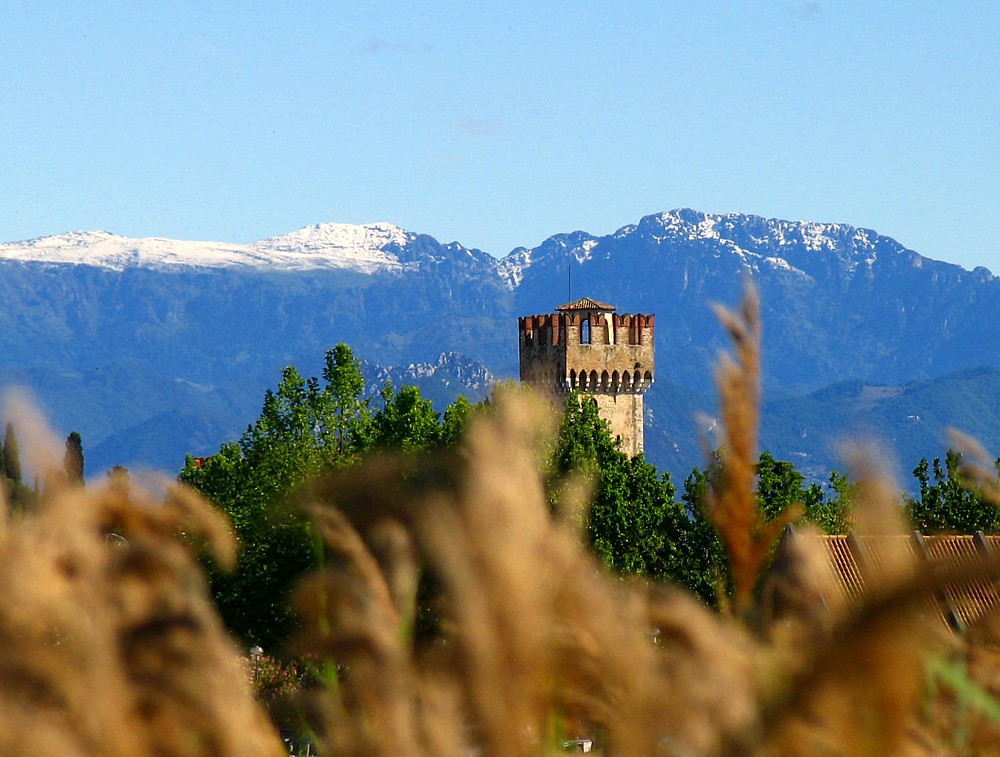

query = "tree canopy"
[
  {"left": 180, "top": 344, "right": 480, "bottom": 648},
  {"left": 550, "top": 393, "right": 722, "bottom": 602},
  {"left": 907, "top": 451, "right": 1000, "bottom": 534}
]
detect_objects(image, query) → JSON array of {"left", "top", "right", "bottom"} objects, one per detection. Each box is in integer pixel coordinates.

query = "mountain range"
[{"left": 1, "top": 209, "right": 997, "bottom": 483}]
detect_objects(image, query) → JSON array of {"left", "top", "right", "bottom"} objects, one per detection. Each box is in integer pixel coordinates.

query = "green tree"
[
  {"left": 804, "top": 470, "right": 853, "bottom": 534},
  {"left": 3, "top": 422, "right": 21, "bottom": 484},
  {"left": 240, "top": 366, "right": 324, "bottom": 483},
  {"left": 181, "top": 363, "right": 342, "bottom": 648},
  {"left": 908, "top": 451, "right": 999, "bottom": 534},
  {"left": 754, "top": 451, "right": 854, "bottom": 534},
  {"left": 551, "top": 393, "right": 722, "bottom": 601},
  {"left": 678, "top": 464, "right": 728, "bottom": 604},
  {"left": 441, "top": 395, "right": 475, "bottom": 447},
  {"left": 1, "top": 422, "right": 35, "bottom": 512},
  {"left": 590, "top": 453, "right": 677, "bottom": 575},
  {"left": 182, "top": 441, "right": 317, "bottom": 649},
  {"left": 366, "top": 382, "right": 442, "bottom": 452},
  {"left": 322, "top": 344, "right": 369, "bottom": 456},
  {"left": 180, "top": 348, "right": 458, "bottom": 648},
  {"left": 64, "top": 431, "right": 85, "bottom": 484},
  {"left": 756, "top": 451, "right": 811, "bottom": 522},
  {"left": 548, "top": 392, "right": 618, "bottom": 494}
]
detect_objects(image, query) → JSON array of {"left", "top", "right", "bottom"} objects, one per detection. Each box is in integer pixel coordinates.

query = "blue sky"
[{"left": 2, "top": 2, "right": 997, "bottom": 272}]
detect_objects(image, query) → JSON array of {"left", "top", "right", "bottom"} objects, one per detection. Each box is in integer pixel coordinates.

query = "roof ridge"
[{"left": 555, "top": 297, "right": 616, "bottom": 312}]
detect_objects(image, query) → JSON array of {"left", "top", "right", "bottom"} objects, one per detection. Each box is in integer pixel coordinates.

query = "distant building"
[{"left": 518, "top": 297, "right": 655, "bottom": 456}]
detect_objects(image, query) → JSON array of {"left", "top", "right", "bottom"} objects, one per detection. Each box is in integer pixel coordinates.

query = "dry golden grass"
[
  {"left": 3, "top": 285, "right": 1000, "bottom": 756},
  {"left": 706, "top": 286, "right": 801, "bottom": 615},
  {"left": 295, "top": 393, "right": 762, "bottom": 757},
  {"left": 0, "top": 393, "right": 284, "bottom": 757}
]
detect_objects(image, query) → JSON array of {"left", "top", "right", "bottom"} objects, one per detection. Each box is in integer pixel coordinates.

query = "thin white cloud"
[{"left": 453, "top": 118, "right": 503, "bottom": 138}]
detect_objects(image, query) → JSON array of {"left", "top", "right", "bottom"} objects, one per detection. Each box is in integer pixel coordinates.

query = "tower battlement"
[{"left": 518, "top": 298, "right": 655, "bottom": 456}]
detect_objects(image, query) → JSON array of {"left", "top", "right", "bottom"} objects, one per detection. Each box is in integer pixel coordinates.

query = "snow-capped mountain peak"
[
  {"left": 0, "top": 223, "right": 414, "bottom": 274},
  {"left": 250, "top": 222, "right": 414, "bottom": 273},
  {"left": 0, "top": 231, "right": 252, "bottom": 271},
  {"left": 256, "top": 221, "right": 408, "bottom": 249}
]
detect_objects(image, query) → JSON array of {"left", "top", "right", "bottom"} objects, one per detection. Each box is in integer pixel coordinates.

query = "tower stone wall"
[{"left": 518, "top": 298, "right": 655, "bottom": 456}]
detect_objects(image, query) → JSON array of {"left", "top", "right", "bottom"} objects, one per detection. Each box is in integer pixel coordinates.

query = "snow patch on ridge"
[
  {"left": 695, "top": 215, "right": 721, "bottom": 240},
  {"left": 800, "top": 222, "right": 839, "bottom": 251},
  {"left": 574, "top": 239, "right": 599, "bottom": 263},
  {"left": 759, "top": 255, "right": 808, "bottom": 276},
  {"left": 498, "top": 248, "right": 531, "bottom": 289}
]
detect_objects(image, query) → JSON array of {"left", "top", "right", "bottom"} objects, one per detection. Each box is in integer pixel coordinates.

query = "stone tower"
[{"left": 518, "top": 297, "right": 655, "bottom": 456}]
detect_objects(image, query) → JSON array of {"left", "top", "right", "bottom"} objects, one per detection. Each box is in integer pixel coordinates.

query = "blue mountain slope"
[{"left": 0, "top": 210, "right": 996, "bottom": 477}]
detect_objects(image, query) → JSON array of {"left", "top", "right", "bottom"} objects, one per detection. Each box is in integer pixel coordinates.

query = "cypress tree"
[
  {"left": 3, "top": 422, "right": 21, "bottom": 484},
  {"left": 64, "top": 431, "right": 85, "bottom": 484}
]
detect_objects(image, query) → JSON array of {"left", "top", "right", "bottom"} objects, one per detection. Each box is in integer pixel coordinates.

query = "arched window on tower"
[{"left": 581, "top": 317, "right": 591, "bottom": 345}]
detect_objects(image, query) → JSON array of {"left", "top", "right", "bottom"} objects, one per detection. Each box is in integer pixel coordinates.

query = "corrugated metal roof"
[
  {"left": 555, "top": 297, "right": 616, "bottom": 312},
  {"left": 924, "top": 535, "right": 1000, "bottom": 629},
  {"left": 823, "top": 537, "right": 865, "bottom": 601},
  {"left": 815, "top": 532, "right": 1000, "bottom": 632}
]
